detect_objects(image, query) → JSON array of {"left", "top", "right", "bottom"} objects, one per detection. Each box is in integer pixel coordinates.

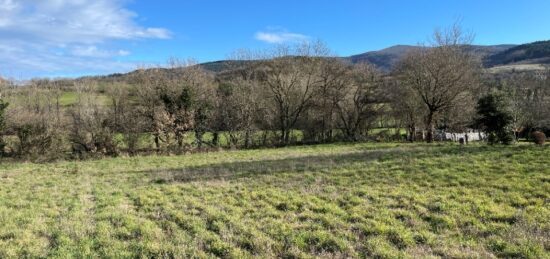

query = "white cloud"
[
  {"left": 0, "top": 0, "right": 17, "bottom": 12},
  {"left": 255, "top": 29, "right": 310, "bottom": 44},
  {"left": 0, "top": 0, "right": 171, "bottom": 43},
  {"left": 70, "top": 45, "right": 130, "bottom": 58},
  {"left": 0, "top": 41, "right": 137, "bottom": 79},
  {"left": 117, "top": 50, "right": 131, "bottom": 56},
  {"left": 0, "top": 0, "right": 171, "bottom": 78}
]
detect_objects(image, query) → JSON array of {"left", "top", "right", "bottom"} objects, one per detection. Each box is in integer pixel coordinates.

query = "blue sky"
[{"left": 0, "top": 0, "right": 549, "bottom": 79}]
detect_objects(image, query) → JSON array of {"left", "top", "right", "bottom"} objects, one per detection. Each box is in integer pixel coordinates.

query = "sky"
[{"left": 0, "top": 0, "right": 549, "bottom": 79}]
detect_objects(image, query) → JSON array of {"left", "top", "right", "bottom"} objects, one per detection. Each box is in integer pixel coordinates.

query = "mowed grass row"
[{"left": 0, "top": 143, "right": 548, "bottom": 258}]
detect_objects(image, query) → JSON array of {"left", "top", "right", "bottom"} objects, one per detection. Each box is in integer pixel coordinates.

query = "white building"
[{"left": 435, "top": 130, "right": 486, "bottom": 142}]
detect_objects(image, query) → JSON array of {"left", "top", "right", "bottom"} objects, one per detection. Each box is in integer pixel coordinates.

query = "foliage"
[
  {"left": 474, "top": 93, "right": 515, "bottom": 144},
  {"left": 0, "top": 143, "right": 548, "bottom": 258}
]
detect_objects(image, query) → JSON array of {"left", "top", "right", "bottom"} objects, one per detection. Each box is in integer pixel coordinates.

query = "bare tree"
[
  {"left": 387, "top": 77, "right": 424, "bottom": 141},
  {"left": 212, "top": 49, "right": 265, "bottom": 148},
  {"left": 68, "top": 81, "right": 118, "bottom": 157},
  {"left": 191, "top": 68, "right": 216, "bottom": 150},
  {"left": 336, "top": 63, "right": 384, "bottom": 141},
  {"left": 397, "top": 23, "right": 480, "bottom": 142},
  {"left": 496, "top": 69, "right": 550, "bottom": 139},
  {"left": 132, "top": 67, "right": 164, "bottom": 151},
  {"left": 305, "top": 57, "right": 351, "bottom": 142},
  {"left": 215, "top": 79, "right": 260, "bottom": 148},
  {"left": 105, "top": 83, "right": 145, "bottom": 155},
  {"left": 259, "top": 42, "right": 329, "bottom": 145},
  {"left": 4, "top": 80, "right": 66, "bottom": 158}
]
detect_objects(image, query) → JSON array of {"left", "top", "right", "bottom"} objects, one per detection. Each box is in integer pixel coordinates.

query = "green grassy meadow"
[{"left": 0, "top": 143, "right": 548, "bottom": 258}]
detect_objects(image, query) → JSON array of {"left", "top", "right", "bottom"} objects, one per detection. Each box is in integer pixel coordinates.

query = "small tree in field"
[
  {"left": 397, "top": 23, "right": 480, "bottom": 143},
  {"left": 474, "top": 93, "right": 514, "bottom": 144}
]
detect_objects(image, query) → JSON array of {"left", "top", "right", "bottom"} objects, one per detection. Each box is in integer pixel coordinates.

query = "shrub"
[
  {"left": 498, "top": 130, "right": 515, "bottom": 145},
  {"left": 4, "top": 103, "right": 66, "bottom": 161},
  {"left": 487, "top": 132, "right": 498, "bottom": 145},
  {"left": 68, "top": 99, "right": 119, "bottom": 158},
  {"left": 531, "top": 131, "right": 546, "bottom": 145},
  {"left": 375, "top": 130, "right": 393, "bottom": 142}
]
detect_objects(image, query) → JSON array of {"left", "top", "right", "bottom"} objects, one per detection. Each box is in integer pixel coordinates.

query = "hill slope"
[
  {"left": 346, "top": 44, "right": 517, "bottom": 71},
  {"left": 197, "top": 44, "right": 521, "bottom": 73},
  {"left": 485, "top": 40, "right": 550, "bottom": 67},
  {"left": 93, "top": 40, "right": 550, "bottom": 81},
  {"left": 345, "top": 45, "right": 423, "bottom": 72}
]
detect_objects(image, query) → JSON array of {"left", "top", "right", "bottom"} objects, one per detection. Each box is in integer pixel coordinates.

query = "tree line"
[{"left": 0, "top": 25, "right": 548, "bottom": 160}]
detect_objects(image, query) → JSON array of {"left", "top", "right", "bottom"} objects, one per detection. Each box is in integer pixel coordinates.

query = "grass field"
[{"left": 0, "top": 143, "right": 548, "bottom": 258}]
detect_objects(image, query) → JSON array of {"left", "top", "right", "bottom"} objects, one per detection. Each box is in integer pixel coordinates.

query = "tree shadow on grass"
[{"left": 142, "top": 144, "right": 498, "bottom": 184}]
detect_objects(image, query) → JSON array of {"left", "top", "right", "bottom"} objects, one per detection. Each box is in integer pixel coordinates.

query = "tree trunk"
[
  {"left": 195, "top": 131, "right": 203, "bottom": 149},
  {"left": 284, "top": 129, "right": 290, "bottom": 145},
  {"left": 426, "top": 111, "right": 435, "bottom": 143},
  {"left": 154, "top": 134, "right": 160, "bottom": 152},
  {"left": 212, "top": 132, "right": 219, "bottom": 147},
  {"left": 408, "top": 123, "right": 416, "bottom": 142},
  {"left": 261, "top": 131, "right": 268, "bottom": 146},
  {"left": 280, "top": 126, "right": 286, "bottom": 145},
  {"left": 244, "top": 130, "right": 251, "bottom": 148}
]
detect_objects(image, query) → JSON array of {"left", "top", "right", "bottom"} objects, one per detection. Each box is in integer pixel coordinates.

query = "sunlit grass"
[
  {"left": 0, "top": 142, "right": 548, "bottom": 258},
  {"left": 58, "top": 91, "right": 79, "bottom": 106}
]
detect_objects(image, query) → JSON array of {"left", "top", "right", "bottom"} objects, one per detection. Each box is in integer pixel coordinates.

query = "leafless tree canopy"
[{"left": 397, "top": 24, "right": 481, "bottom": 142}]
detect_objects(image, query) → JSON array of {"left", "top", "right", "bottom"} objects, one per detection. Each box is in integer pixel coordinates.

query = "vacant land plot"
[{"left": 0, "top": 143, "right": 548, "bottom": 258}]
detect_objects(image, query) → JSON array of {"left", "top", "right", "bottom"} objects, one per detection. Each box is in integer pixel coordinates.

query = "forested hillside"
[{"left": 485, "top": 40, "right": 550, "bottom": 66}]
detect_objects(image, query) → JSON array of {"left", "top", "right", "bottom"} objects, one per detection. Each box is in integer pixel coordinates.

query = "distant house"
[
  {"left": 411, "top": 129, "right": 486, "bottom": 142},
  {"left": 436, "top": 130, "right": 486, "bottom": 142}
]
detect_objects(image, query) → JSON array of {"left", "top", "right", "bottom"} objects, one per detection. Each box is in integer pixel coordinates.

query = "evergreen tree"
[{"left": 474, "top": 93, "right": 514, "bottom": 144}]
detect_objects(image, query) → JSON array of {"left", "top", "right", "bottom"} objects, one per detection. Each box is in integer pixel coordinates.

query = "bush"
[
  {"left": 498, "top": 130, "right": 515, "bottom": 145},
  {"left": 487, "top": 132, "right": 498, "bottom": 145},
  {"left": 68, "top": 98, "right": 119, "bottom": 158},
  {"left": 375, "top": 130, "right": 392, "bottom": 142},
  {"left": 531, "top": 131, "right": 546, "bottom": 145},
  {"left": 4, "top": 104, "right": 66, "bottom": 161}
]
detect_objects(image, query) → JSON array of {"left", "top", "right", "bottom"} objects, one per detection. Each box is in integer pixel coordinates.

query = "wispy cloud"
[
  {"left": 0, "top": 0, "right": 171, "bottom": 78},
  {"left": 70, "top": 46, "right": 131, "bottom": 58},
  {"left": 255, "top": 29, "right": 310, "bottom": 44}
]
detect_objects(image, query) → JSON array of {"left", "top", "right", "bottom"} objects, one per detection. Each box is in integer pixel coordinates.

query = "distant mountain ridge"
[
  {"left": 200, "top": 41, "right": 549, "bottom": 73},
  {"left": 344, "top": 44, "right": 519, "bottom": 71},
  {"left": 98, "top": 40, "right": 550, "bottom": 80},
  {"left": 344, "top": 45, "right": 423, "bottom": 72},
  {"left": 484, "top": 40, "right": 550, "bottom": 67}
]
